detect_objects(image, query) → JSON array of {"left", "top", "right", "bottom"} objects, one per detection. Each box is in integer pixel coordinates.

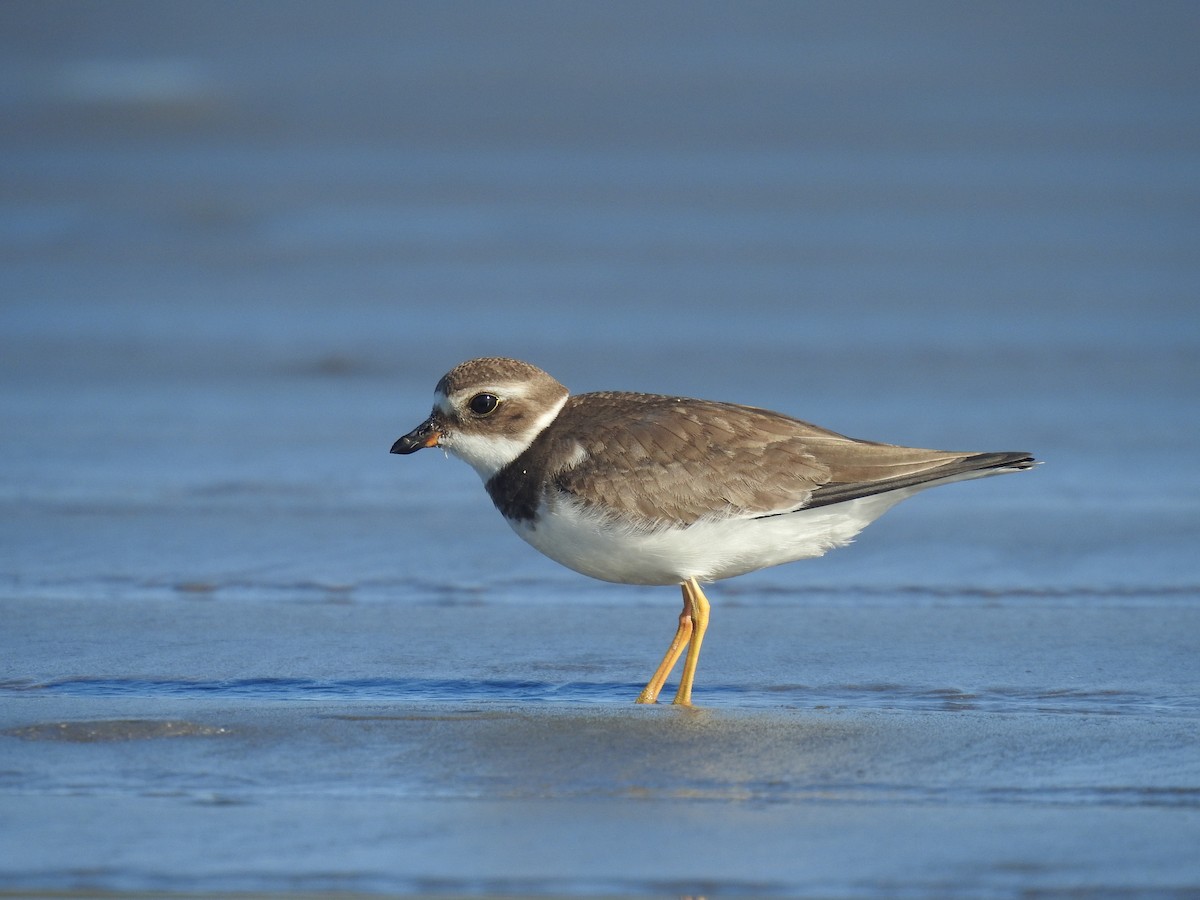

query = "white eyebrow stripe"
[{"left": 438, "top": 380, "right": 540, "bottom": 417}]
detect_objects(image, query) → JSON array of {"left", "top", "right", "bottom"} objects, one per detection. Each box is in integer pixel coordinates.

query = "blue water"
[
  {"left": 10, "top": 676, "right": 1200, "bottom": 720},
  {"left": 2, "top": 1, "right": 1199, "bottom": 896}
]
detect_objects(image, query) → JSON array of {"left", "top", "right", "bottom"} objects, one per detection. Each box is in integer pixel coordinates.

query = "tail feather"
[{"left": 804, "top": 451, "right": 1036, "bottom": 510}]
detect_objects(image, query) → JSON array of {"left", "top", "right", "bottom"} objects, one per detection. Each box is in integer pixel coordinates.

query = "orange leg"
[
  {"left": 672, "top": 577, "right": 711, "bottom": 706},
  {"left": 635, "top": 587, "right": 694, "bottom": 704}
]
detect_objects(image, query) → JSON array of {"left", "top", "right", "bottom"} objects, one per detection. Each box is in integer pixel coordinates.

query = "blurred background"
[
  {"left": 1, "top": 0, "right": 1196, "bottom": 599},
  {"left": 3, "top": 3, "right": 1199, "bottom": 896}
]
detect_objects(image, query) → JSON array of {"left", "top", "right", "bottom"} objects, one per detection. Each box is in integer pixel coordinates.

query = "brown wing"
[
  {"left": 803, "top": 447, "right": 1035, "bottom": 508},
  {"left": 549, "top": 392, "right": 1031, "bottom": 528},
  {"left": 547, "top": 393, "right": 942, "bottom": 527}
]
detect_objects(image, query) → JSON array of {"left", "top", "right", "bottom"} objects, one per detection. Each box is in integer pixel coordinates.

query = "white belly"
[
  {"left": 505, "top": 467, "right": 1008, "bottom": 586},
  {"left": 506, "top": 489, "right": 916, "bottom": 586}
]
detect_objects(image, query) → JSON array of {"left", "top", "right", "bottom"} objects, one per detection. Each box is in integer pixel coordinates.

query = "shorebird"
[{"left": 392, "top": 357, "right": 1034, "bottom": 705}]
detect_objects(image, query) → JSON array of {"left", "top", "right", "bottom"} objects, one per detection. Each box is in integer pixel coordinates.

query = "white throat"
[{"left": 445, "top": 393, "right": 568, "bottom": 482}]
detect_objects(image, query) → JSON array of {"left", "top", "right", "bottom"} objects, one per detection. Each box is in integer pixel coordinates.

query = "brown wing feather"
[
  {"left": 549, "top": 393, "right": 830, "bottom": 526},
  {"left": 549, "top": 391, "right": 1019, "bottom": 528}
]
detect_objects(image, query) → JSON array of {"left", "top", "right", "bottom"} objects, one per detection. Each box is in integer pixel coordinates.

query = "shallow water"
[
  {"left": 2, "top": 1, "right": 1199, "bottom": 896},
  {"left": 5, "top": 597, "right": 1200, "bottom": 896}
]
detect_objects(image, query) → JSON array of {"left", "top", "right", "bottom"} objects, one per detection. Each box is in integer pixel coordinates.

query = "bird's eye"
[{"left": 468, "top": 392, "right": 500, "bottom": 416}]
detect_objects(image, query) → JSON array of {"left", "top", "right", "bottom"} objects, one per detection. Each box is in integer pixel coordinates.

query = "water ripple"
[{"left": 3, "top": 676, "right": 1194, "bottom": 716}]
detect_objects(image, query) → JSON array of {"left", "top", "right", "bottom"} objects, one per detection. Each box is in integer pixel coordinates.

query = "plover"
[{"left": 392, "top": 357, "right": 1035, "bottom": 706}]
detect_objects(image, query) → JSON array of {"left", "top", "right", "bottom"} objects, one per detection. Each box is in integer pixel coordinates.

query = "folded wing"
[{"left": 551, "top": 392, "right": 1033, "bottom": 528}]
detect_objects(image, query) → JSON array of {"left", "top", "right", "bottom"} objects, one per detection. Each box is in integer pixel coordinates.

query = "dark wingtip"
[{"left": 973, "top": 452, "right": 1038, "bottom": 471}]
